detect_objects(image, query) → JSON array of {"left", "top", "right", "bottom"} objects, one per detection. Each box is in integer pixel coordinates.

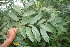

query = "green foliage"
[
  {"left": 32, "top": 26, "right": 41, "bottom": 42},
  {"left": 20, "top": 17, "right": 31, "bottom": 25},
  {"left": 8, "top": 11, "right": 19, "bottom": 21},
  {"left": 25, "top": 0, "right": 34, "bottom": 9},
  {"left": 22, "top": 10, "right": 36, "bottom": 16},
  {"left": 39, "top": 24, "right": 52, "bottom": 32},
  {"left": 26, "top": 27, "right": 35, "bottom": 42},
  {"left": 30, "top": 13, "right": 42, "bottom": 24},
  {"left": 40, "top": 28, "right": 49, "bottom": 42},
  {"left": 0, "top": 0, "right": 70, "bottom": 47},
  {"left": 12, "top": 5, "right": 22, "bottom": 14},
  {"left": 19, "top": 27, "right": 26, "bottom": 38}
]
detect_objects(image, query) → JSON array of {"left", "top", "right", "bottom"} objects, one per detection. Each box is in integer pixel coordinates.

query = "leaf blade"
[
  {"left": 26, "top": 27, "right": 35, "bottom": 42},
  {"left": 8, "top": 12, "right": 19, "bottom": 21},
  {"left": 40, "top": 28, "right": 49, "bottom": 42},
  {"left": 32, "top": 26, "right": 41, "bottom": 42}
]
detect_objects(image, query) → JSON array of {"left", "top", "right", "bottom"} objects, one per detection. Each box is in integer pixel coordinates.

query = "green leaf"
[
  {"left": 65, "top": 16, "right": 70, "bottom": 22},
  {"left": 39, "top": 24, "right": 52, "bottom": 32},
  {"left": 47, "top": 13, "right": 56, "bottom": 22},
  {"left": 56, "top": 27, "right": 63, "bottom": 35},
  {"left": 40, "top": 7, "right": 52, "bottom": 13},
  {"left": 26, "top": 27, "right": 35, "bottom": 42},
  {"left": 8, "top": 12, "right": 19, "bottom": 21},
  {"left": 30, "top": 8, "right": 42, "bottom": 24},
  {"left": 57, "top": 21, "right": 67, "bottom": 26},
  {"left": 40, "top": 28, "right": 49, "bottom": 42},
  {"left": 58, "top": 26, "right": 67, "bottom": 32},
  {"left": 20, "top": 17, "right": 31, "bottom": 25},
  {"left": 32, "top": 26, "right": 41, "bottom": 42},
  {"left": 45, "top": 23, "right": 56, "bottom": 33},
  {"left": 40, "top": 7, "right": 55, "bottom": 13},
  {"left": 56, "top": 26, "right": 67, "bottom": 35},
  {"left": 25, "top": 0, "right": 34, "bottom": 9},
  {"left": 22, "top": 10, "right": 36, "bottom": 16},
  {"left": 37, "top": 19, "right": 46, "bottom": 25},
  {"left": 0, "top": 22, "right": 7, "bottom": 29},
  {"left": 12, "top": 5, "right": 22, "bottom": 14},
  {"left": 19, "top": 27, "right": 26, "bottom": 38},
  {"left": 30, "top": 14, "right": 42, "bottom": 24},
  {"left": 50, "top": 17, "right": 64, "bottom": 27},
  {"left": 6, "top": 22, "right": 14, "bottom": 28},
  {"left": 53, "top": 17, "right": 63, "bottom": 23}
]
